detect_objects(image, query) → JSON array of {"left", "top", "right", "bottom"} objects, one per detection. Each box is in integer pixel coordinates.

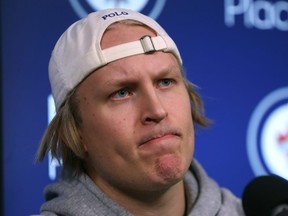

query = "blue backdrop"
[{"left": 2, "top": 1, "right": 288, "bottom": 215}]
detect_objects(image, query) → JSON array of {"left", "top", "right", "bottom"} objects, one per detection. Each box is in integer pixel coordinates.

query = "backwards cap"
[{"left": 49, "top": 8, "right": 182, "bottom": 111}]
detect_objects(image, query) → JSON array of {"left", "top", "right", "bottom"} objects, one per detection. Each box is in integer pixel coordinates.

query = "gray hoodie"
[{"left": 40, "top": 160, "right": 245, "bottom": 215}]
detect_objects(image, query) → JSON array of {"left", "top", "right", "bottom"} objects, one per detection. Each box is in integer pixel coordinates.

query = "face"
[{"left": 77, "top": 24, "right": 194, "bottom": 195}]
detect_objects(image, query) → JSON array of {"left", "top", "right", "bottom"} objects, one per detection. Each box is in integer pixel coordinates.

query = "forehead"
[{"left": 76, "top": 51, "right": 182, "bottom": 95}]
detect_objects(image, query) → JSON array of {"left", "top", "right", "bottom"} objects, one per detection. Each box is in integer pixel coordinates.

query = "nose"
[{"left": 140, "top": 89, "right": 168, "bottom": 124}]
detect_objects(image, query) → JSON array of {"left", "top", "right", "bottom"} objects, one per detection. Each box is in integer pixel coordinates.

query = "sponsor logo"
[
  {"left": 224, "top": 0, "right": 288, "bottom": 31},
  {"left": 69, "top": 0, "right": 167, "bottom": 19},
  {"left": 247, "top": 87, "right": 288, "bottom": 179}
]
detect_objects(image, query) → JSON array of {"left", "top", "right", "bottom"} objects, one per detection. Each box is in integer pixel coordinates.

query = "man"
[{"left": 37, "top": 8, "right": 245, "bottom": 215}]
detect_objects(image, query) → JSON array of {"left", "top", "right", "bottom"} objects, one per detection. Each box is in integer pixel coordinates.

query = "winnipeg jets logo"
[
  {"left": 87, "top": 0, "right": 149, "bottom": 12},
  {"left": 277, "top": 127, "right": 288, "bottom": 170},
  {"left": 247, "top": 87, "right": 288, "bottom": 180},
  {"left": 69, "top": 0, "right": 167, "bottom": 19}
]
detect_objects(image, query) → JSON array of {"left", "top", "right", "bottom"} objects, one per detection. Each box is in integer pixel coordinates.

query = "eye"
[
  {"left": 111, "top": 88, "right": 131, "bottom": 99},
  {"left": 159, "top": 79, "right": 173, "bottom": 88}
]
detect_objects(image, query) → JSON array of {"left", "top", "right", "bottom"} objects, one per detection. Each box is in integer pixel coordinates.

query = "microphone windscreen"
[{"left": 242, "top": 175, "right": 288, "bottom": 216}]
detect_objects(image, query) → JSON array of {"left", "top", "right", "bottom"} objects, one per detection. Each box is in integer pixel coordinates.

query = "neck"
[{"left": 112, "top": 180, "right": 186, "bottom": 216}]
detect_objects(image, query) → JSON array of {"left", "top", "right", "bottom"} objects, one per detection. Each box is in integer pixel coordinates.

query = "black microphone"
[{"left": 242, "top": 175, "right": 288, "bottom": 216}]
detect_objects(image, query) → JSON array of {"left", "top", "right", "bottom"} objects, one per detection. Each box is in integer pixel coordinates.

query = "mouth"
[{"left": 138, "top": 129, "right": 181, "bottom": 147}]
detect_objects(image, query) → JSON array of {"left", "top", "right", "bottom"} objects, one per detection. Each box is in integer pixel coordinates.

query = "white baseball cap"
[{"left": 49, "top": 8, "right": 182, "bottom": 110}]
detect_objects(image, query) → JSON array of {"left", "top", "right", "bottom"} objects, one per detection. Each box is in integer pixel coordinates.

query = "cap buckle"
[{"left": 140, "top": 35, "right": 156, "bottom": 54}]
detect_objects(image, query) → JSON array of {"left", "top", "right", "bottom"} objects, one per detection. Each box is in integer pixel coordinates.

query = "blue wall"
[{"left": 2, "top": 1, "right": 288, "bottom": 215}]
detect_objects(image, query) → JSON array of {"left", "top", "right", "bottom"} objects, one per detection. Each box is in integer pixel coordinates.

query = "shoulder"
[
  {"left": 186, "top": 160, "right": 245, "bottom": 215},
  {"left": 40, "top": 174, "right": 132, "bottom": 216}
]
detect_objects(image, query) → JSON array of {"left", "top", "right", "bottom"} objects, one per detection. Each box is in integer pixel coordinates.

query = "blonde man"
[{"left": 37, "top": 8, "right": 245, "bottom": 216}]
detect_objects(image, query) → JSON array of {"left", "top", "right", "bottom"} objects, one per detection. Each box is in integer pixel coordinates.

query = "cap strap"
[{"left": 102, "top": 35, "right": 167, "bottom": 64}]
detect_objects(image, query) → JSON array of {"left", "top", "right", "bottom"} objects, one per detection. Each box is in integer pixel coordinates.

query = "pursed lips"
[{"left": 138, "top": 129, "right": 181, "bottom": 147}]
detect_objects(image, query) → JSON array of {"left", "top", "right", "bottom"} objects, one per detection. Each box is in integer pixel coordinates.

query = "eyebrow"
[
  {"left": 153, "top": 64, "right": 183, "bottom": 81},
  {"left": 104, "top": 64, "right": 183, "bottom": 87}
]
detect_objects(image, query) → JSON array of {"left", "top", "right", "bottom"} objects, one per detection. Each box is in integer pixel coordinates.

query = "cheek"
[
  {"left": 80, "top": 107, "right": 134, "bottom": 153},
  {"left": 172, "top": 90, "right": 194, "bottom": 126},
  {"left": 178, "top": 92, "right": 195, "bottom": 156}
]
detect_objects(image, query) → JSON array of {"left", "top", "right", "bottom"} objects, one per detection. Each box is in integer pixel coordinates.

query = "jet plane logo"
[
  {"left": 69, "top": 0, "right": 167, "bottom": 19},
  {"left": 278, "top": 129, "right": 288, "bottom": 157}
]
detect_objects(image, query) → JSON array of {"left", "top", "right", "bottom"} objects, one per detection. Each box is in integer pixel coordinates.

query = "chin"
[{"left": 153, "top": 154, "right": 188, "bottom": 185}]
